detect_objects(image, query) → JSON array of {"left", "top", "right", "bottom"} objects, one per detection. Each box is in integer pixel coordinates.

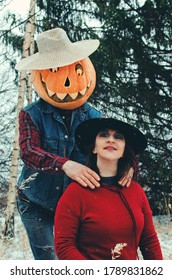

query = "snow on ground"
[{"left": 0, "top": 214, "right": 171, "bottom": 260}]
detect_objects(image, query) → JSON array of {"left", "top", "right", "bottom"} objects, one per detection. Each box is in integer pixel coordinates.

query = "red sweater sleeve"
[
  {"left": 139, "top": 189, "right": 163, "bottom": 260},
  {"left": 54, "top": 182, "right": 88, "bottom": 260},
  {"left": 19, "top": 111, "right": 69, "bottom": 173}
]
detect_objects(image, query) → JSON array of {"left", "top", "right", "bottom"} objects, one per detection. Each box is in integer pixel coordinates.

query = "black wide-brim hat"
[{"left": 75, "top": 118, "right": 147, "bottom": 155}]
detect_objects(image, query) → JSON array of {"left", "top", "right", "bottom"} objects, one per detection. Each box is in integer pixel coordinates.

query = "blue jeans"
[{"left": 16, "top": 193, "right": 57, "bottom": 260}]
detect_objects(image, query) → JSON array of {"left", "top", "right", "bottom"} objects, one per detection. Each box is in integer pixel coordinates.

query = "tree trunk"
[
  {"left": 3, "top": 0, "right": 36, "bottom": 239},
  {"left": 26, "top": 6, "right": 35, "bottom": 105}
]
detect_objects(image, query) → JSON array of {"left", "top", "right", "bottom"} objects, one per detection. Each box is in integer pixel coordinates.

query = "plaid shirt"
[{"left": 19, "top": 111, "right": 69, "bottom": 174}]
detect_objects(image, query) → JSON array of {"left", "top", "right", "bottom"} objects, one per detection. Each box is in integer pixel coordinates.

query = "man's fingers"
[
  {"left": 84, "top": 171, "right": 100, "bottom": 187},
  {"left": 75, "top": 169, "right": 100, "bottom": 189},
  {"left": 86, "top": 168, "right": 100, "bottom": 181},
  {"left": 75, "top": 177, "right": 88, "bottom": 187},
  {"left": 118, "top": 176, "right": 132, "bottom": 187},
  {"left": 82, "top": 176, "right": 96, "bottom": 189},
  {"left": 62, "top": 161, "right": 100, "bottom": 189},
  {"left": 126, "top": 180, "right": 131, "bottom": 188},
  {"left": 75, "top": 176, "right": 96, "bottom": 189}
]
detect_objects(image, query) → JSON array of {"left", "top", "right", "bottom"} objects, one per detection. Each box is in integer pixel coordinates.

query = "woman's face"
[{"left": 93, "top": 129, "right": 126, "bottom": 162}]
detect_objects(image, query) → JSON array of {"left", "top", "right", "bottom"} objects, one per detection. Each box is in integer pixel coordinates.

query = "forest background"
[{"left": 0, "top": 0, "right": 171, "bottom": 253}]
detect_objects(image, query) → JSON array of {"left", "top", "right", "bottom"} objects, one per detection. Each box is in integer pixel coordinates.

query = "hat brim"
[
  {"left": 15, "top": 39, "right": 100, "bottom": 70},
  {"left": 75, "top": 118, "right": 147, "bottom": 155}
]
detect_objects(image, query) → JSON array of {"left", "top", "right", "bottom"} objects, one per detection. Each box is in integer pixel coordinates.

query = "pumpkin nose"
[{"left": 64, "top": 77, "right": 70, "bottom": 87}]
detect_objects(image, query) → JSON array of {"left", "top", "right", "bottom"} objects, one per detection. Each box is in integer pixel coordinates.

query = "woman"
[{"left": 54, "top": 118, "right": 163, "bottom": 260}]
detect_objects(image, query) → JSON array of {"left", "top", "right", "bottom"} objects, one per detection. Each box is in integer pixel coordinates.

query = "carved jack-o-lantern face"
[{"left": 31, "top": 57, "right": 96, "bottom": 110}]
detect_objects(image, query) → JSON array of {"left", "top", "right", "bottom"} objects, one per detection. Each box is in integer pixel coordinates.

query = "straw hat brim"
[
  {"left": 75, "top": 118, "right": 147, "bottom": 155},
  {"left": 15, "top": 39, "right": 100, "bottom": 70}
]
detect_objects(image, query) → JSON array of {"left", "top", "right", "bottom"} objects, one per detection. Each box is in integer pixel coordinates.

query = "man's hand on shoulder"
[
  {"left": 62, "top": 160, "right": 100, "bottom": 189},
  {"left": 118, "top": 167, "right": 134, "bottom": 187}
]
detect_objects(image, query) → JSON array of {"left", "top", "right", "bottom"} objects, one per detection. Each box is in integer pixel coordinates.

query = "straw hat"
[
  {"left": 15, "top": 28, "right": 100, "bottom": 70},
  {"left": 75, "top": 118, "right": 147, "bottom": 155}
]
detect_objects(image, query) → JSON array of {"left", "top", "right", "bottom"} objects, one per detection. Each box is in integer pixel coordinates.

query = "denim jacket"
[{"left": 17, "top": 99, "right": 101, "bottom": 210}]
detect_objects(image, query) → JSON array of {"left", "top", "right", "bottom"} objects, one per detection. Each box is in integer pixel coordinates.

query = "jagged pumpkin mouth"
[{"left": 41, "top": 77, "right": 92, "bottom": 103}]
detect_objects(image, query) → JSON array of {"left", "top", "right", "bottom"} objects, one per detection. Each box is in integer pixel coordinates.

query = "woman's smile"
[{"left": 103, "top": 145, "right": 117, "bottom": 151}]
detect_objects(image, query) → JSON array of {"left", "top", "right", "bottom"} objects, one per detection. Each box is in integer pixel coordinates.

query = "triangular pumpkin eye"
[
  {"left": 75, "top": 64, "right": 83, "bottom": 76},
  {"left": 50, "top": 67, "right": 59, "bottom": 73}
]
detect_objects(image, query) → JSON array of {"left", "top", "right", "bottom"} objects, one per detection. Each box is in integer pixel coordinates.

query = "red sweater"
[{"left": 54, "top": 181, "right": 163, "bottom": 260}]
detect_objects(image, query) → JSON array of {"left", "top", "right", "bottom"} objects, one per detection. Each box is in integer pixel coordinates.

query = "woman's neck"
[{"left": 97, "top": 158, "right": 118, "bottom": 177}]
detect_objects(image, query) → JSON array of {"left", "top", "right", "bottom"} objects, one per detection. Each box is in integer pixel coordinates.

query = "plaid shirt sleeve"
[{"left": 19, "top": 110, "right": 69, "bottom": 174}]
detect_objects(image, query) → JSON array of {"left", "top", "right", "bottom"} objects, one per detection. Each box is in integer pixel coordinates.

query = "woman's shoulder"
[
  {"left": 129, "top": 180, "right": 145, "bottom": 194},
  {"left": 67, "top": 181, "right": 82, "bottom": 190},
  {"left": 60, "top": 182, "right": 93, "bottom": 206},
  {"left": 64, "top": 181, "right": 97, "bottom": 199},
  {"left": 65, "top": 181, "right": 90, "bottom": 195},
  {"left": 129, "top": 180, "right": 149, "bottom": 201}
]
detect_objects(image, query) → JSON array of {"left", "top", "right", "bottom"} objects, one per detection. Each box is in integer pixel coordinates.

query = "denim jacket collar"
[
  {"left": 40, "top": 99, "right": 90, "bottom": 126},
  {"left": 40, "top": 99, "right": 88, "bottom": 114}
]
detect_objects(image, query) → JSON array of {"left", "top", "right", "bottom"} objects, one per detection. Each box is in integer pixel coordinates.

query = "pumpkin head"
[{"left": 31, "top": 57, "right": 96, "bottom": 110}]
